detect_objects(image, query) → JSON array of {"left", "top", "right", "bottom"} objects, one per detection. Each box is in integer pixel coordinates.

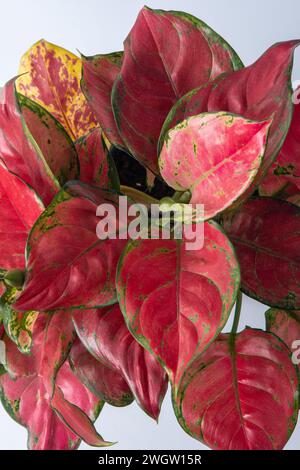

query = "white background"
[{"left": 0, "top": 0, "right": 300, "bottom": 450}]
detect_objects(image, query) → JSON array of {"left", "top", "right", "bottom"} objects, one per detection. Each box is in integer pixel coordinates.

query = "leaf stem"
[
  {"left": 230, "top": 290, "right": 243, "bottom": 337},
  {"left": 120, "top": 185, "right": 159, "bottom": 205}
]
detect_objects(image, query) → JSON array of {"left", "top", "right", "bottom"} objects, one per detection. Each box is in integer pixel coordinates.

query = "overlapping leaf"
[
  {"left": 161, "top": 41, "right": 299, "bottom": 193},
  {"left": 73, "top": 305, "right": 167, "bottom": 420},
  {"left": 260, "top": 90, "right": 300, "bottom": 195},
  {"left": 266, "top": 308, "right": 300, "bottom": 370},
  {"left": 117, "top": 222, "right": 240, "bottom": 388},
  {"left": 112, "top": 6, "right": 242, "bottom": 174},
  {"left": 17, "top": 40, "right": 98, "bottom": 140},
  {"left": 159, "top": 112, "right": 270, "bottom": 219},
  {"left": 81, "top": 52, "right": 124, "bottom": 148},
  {"left": 18, "top": 93, "right": 79, "bottom": 186},
  {"left": 0, "top": 80, "right": 59, "bottom": 205},
  {"left": 69, "top": 337, "right": 134, "bottom": 407},
  {"left": 14, "top": 183, "right": 127, "bottom": 312},
  {"left": 75, "top": 128, "right": 119, "bottom": 188},
  {"left": 174, "top": 328, "right": 299, "bottom": 450},
  {"left": 0, "top": 160, "right": 43, "bottom": 270},
  {"left": 0, "top": 288, "right": 38, "bottom": 354},
  {"left": 223, "top": 197, "right": 300, "bottom": 309}
]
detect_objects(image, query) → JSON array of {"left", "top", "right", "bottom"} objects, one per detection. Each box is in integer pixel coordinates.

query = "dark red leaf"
[
  {"left": 161, "top": 41, "right": 299, "bottom": 194},
  {"left": 112, "top": 6, "right": 242, "bottom": 174},
  {"left": 14, "top": 184, "right": 127, "bottom": 311},
  {"left": 174, "top": 329, "right": 299, "bottom": 450},
  {"left": 266, "top": 308, "right": 300, "bottom": 371},
  {"left": 159, "top": 112, "right": 270, "bottom": 219},
  {"left": 223, "top": 197, "right": 300, "bottom": 309},
  {"left": 116, "top": 222, "right": 240, "bottom": 388},
  {"left": 81, "top": 52, "right": 125, "bottom": 148},
  {"left": 0, "top": 80, "right": 60, "bottom": 206},
  {"left": 73, "top": 305, "right": 168, "bottom": 420},
  {"left": 69, "top": 337, "right": 134, "bottom": 407},
  {"left": 0, "top": 160, "right": 43, "bottom": 270}
]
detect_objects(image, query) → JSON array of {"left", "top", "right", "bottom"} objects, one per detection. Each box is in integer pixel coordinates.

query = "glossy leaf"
[
  {"left": 223, "top": 197, "right": 300, "bottom": 309},
  {"left": 69, "top": 337, "right": 134, "bottom": 407},
  {"left": 0, "top": 160, "right": 43, "bottom": 270},
  {"left": 112, "top": 6, "right": 242, "bottom": 174},
  {"left": 14, "top": 184, "right": 127, "bottom": 312},
  {"left": 0, "top": 80, "right": 59, "bottom": 205},
  {"left": 73, "top": 305, "right": 167, "bottom": 420},
  {"left": 159, "top": 112, "right": 270, "bottom": 219},
  {"left": 174, "top": 328, "right": 298, "bottom": 450},
  {"left": 117, "top": 222, "right": 240, "bottom": 387},
  {"left": 0, "top": 288, "right": 38, "bottom": 354},
  {"left": 260, "top": 90, "right": 300, "bottom": 195},
  {"left": 52, "top": 360, "right": 111, "bottom": 448},
  {"left": 18, "top": 93, "right": 79, "bottom": 186},
  {"left": 161, "top": 41, "right": 299, "bottom": 193},
  {"left": 0, "top": 312, "right": 78, "bottom": 449},
  {"left": 266, "top": 308, "right": 300, "bottom": 370},
  {"left": 81, "top": 52, "right": 125, "bottom": 148},
  {"left": 75, "top": 128, "right": 119, "bottom": 189},
  {"left": 17, "top": 40, "right": 98, "bottom": 140}
]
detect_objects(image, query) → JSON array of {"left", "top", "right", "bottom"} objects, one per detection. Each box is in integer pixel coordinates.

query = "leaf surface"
[
  {"left": 112, "top": 6, "right": 242, "bottom": 173},
  {"left": 159, "top": 112, "right": 270, "bottom": 219},
  {"left": 73, "top": 305, "right": 167, "bottom": 420},
  {"left": 117, "top": 222, "right": 240, "bottom": 387},
  {"left": 223, "top": 197, "right": 300, "bottom": 309}
]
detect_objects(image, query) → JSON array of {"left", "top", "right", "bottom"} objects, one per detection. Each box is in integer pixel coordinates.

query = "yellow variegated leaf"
[{"left": 17, "top": 39, "right": 98, "bottom": 140}]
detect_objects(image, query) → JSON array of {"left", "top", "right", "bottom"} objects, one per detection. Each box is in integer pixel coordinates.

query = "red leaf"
[
  {"left": 116, "top": 222, "right": 240, "bottom": 388},
  {"left": 0, "top": 312, "right": 78, "bottom": 449},
  {"left": 81, "top": 52, "right": 125, "bottom": 148},
  {"left": 14, "top": 184, "right": 127, "bottom": 311},
  {"left": 174, "top": 329, "right": 299, "bottom": 450},
  {"left": 260, "top": 91, "right": 300, "bottom": 195},
  {"left": 52, "top": 361, "right": 112, "bottom": 448},
  {"left": 0, "top": 80, "right": 60, "bottom": 205},
  {"left": 112, "top": 6, "right": 242, "bottom": 174},
  {"left": 266, "top": 308, "right": 300, "bottom": 371},
  {"left": 75, "top": 128, "right": 119, "bottom": 188},
  {"left": 223, "top": 197, "right": 300, "bottom": 309},
  {"left": 159, "top": 112, "right": 270, "bottom": 219},
  {"left": 18, "top": 93, "right": 79, "bottom": 186},
  {"left": 69, "top": 338, "right": 134, "bottom": 407},
  {"left": 0, "top": 160, "right": 43, "bottom": 270},
  {"left": 73, "top": 305, "right": 167, "bottom": 420},
  {"left": 161, "top": 41, "right": 299, "bottom": 194}
]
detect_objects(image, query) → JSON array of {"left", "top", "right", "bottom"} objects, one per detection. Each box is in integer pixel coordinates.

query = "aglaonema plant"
[{"left": 0, "top": 6, "right": 300, "bottom": 450}]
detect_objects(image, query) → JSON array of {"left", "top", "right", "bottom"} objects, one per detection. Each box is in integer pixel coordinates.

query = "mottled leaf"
[
  {"left": 81, "top": 52, "right": 125, "bottom": 148},
  {"left": 159, "top": 112, "right": 270, "bottom": 219},
  {"left": 223, "top": 197, "right": 300, "bottom": 309},
  {"left": 14, "top": 183, "right": 127, "bottom": 312},
  {"left": 0, "top": 80, "right": 59, "bottom": 205},
  {"left": 266, "top": 308, "right": 300, "bottom": 371},
  {"left": 0, "top": 288, "right": 38, "bottom": 354},
  {"left": 18, "top": 93, "right": 79, "bottom": 186},
  {"left": 116, "top": 222, "right": 240, "bottom": 388},
  {"left": 174, "top": 329, "right": 299, "bottom": 449},
  {"left": 17, "top": 40, "right": 98, "bottom": 140},
  {"left": 75, "top": 128, "right": 119, "bottom": 189},
  {"left": 112, "top": 6, "right": 242, "bottom": 174},
  {"left": 69, "top": 337, "right": 134, "bottom": 407},
  {"left": 73, "top": 305, "right": 167, "bottom": 420},
  {"left": 161, "top": 41, "right": 299, "bottom": 195}
]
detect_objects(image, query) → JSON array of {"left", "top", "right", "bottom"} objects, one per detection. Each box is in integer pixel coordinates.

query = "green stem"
[
  {"left": 120, "top": 185, "right": 159, "bottom": 205},
  {"left": 0, "top": 269, "right": 7, "bottom": 281},
  {"left": 230, "top": 290, "right": 243, "bottom": 337}
]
